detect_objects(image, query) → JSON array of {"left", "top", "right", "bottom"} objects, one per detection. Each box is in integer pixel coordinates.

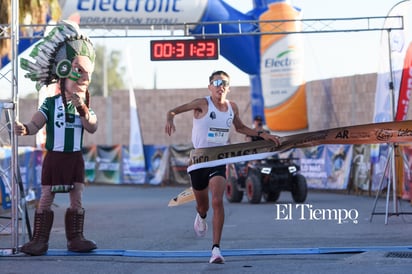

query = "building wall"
[{"left": 15, "top": 73, "right": 409, "bottom": 147}]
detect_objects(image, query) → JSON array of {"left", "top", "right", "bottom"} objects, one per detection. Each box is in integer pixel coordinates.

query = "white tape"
[{"left": 187, "top": 151, "right": 276, "bottom": 172}]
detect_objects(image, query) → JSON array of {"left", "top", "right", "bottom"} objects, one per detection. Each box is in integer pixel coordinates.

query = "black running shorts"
[{"left": 189, "top": 165, "right": 226, "bottom": 191}]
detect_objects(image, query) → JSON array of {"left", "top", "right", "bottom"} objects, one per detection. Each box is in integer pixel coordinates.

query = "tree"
[
  {"left": 89, "top": 45, "right": 126, "bottom": 96},
  {"left": 1, "top": 0, "right": 61, "bottom": 65},
  {"left": 1, "top": 1, "right": 126, "bottom": 95}
]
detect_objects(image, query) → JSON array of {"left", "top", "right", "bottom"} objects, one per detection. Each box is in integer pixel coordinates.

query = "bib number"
[{"left": 207, "top": 127, "right": 229, "bottom": 144}]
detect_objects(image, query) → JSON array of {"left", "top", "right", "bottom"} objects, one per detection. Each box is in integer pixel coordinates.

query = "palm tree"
[{"left": 0, "top": 0, "right": 61, "bottom": 67}]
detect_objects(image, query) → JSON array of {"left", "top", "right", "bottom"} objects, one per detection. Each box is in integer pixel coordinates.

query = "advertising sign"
[{"left": 60, "top": 0, "right": 208, "bottom": 26}]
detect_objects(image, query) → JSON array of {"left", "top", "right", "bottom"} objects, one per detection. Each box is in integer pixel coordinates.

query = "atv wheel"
[
  {"left": 225, "top": 176, "right": 243, "bottom": 203},
  {"left": 245, "top": 174, "right": 262, "bottom": 204},
  {"left": 291, "top": 174, "right": 307, "bottom": 203}
]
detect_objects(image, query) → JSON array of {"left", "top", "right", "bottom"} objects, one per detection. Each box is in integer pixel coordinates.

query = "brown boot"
[
  {"left": 20, "top": 210, "right": 54, "bottom": 256},
  {"left": 65, "top": 208, "right": 97, "bottom": 252}
]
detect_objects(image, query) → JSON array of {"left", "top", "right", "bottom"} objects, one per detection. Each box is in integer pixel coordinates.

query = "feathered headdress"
[{"left": 20, "top": 20, "right": 95, "bottom": 91}]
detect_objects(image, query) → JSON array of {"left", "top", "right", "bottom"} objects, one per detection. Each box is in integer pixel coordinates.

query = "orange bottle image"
[{"left": 260, "top": 1, "right": 307, "bottom": 132}]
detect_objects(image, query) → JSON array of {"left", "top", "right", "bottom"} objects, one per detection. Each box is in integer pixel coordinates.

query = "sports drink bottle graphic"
[{"left": 260, "top": 1, "right": 307, "bottom": 132}]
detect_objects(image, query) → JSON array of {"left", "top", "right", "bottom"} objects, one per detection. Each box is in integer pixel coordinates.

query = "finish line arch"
[{"left": 0, "top": 0, "right": 404, "bottom": 255}]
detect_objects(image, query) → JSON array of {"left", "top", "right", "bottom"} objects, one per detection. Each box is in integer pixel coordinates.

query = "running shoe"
[
  {"left": 209, "top": 247, "right": 225, "bottom": 264},
  {"left": 194, "top": 213, "right": 208, "bottom": 237}
]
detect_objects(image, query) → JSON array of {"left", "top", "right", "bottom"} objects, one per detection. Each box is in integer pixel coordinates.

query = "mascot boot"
[
  {"left": 65, "top": 208, "right": 97, "bottom": 252},
  {"left": 20, "top": 210, "right": 54, "bottom": 256}
]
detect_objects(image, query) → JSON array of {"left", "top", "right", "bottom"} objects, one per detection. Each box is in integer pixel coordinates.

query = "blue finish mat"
[{"left": 43, "top": 246, "right": 412, "bottom": 257}]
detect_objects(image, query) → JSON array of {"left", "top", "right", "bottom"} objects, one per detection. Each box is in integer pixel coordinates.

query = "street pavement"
[{"left": 1, "top": 184, "right": 412, "bottom": 274}]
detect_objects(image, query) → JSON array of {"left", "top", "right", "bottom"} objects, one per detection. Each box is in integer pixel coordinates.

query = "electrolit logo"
[
  {"left": 264, "top": 46, "right": 300, "bottom": 69},
  {"left": 61, "top": 0, "right": 207, "bottom": 26},
  {"left": 77, "top": 0, "right": 182, "bottom": 13}
]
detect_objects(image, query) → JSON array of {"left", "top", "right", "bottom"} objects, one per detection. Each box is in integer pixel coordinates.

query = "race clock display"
[{"left": 150, "top": 39, "right": 219, "bottom": 61}]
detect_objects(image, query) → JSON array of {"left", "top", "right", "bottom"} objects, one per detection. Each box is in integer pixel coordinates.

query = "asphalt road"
[{"left": 2, "top": 184, "right": 412, "bottom": 274}]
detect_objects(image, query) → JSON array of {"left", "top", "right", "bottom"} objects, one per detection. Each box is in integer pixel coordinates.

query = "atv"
[{"left": 225, "top": 155, "right": 307, "bottom": 204}]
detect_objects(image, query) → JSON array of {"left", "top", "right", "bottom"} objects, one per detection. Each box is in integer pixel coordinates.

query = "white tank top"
[{"left": 192, "top": 96, "right": 234, "bottom": 148}]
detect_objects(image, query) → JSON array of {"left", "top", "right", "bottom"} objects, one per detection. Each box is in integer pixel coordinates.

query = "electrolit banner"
[
  {"left": 259, "top": 1, "right": 306, "bottom": 132},
  {"left": 190, "top": 0, "right": 306, "bottom": 133},
  {"left": 60, "top": 0, "right": 208, "bottom": 25}
]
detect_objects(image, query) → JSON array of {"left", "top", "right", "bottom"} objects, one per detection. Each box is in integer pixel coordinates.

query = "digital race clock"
[{"left": 150, "top": 39, "right": 219, "bottom": 61}]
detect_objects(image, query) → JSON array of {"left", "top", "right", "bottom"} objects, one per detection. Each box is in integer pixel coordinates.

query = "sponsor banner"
[
  {"left": 370, "top": 144, "right": 390, "bottom": 192},
  {"left": 259, "top": 1, "right": 307, "bottom": 132},
  {"left": 0, "top": 146, "right": 12, "bottom": 210},
  {"left": 166, "top": 144, "right": 192, "bottom": 185},
  {"left": 296, "top": 145, "right": 352, "bottom": 190},
  {"left": 370, "top": 144, "right": 411, "bottom": 197},
  {"left": 401, "top": 145, "right": 412, "bottom": 199},
  {"left": 1, "top": 147, "right": 38, "bottom": 209},
  {"left": 144, "top": 145, "right": 167, "bottom": 185},
  {"left": 17, "top": 147, "right": 35, "bottom": 194},
  {"left": 296, "top": 146, "right": 327, "bottom": 188},
  {"left": 325, "top": 145, "right": 353, "bottom": 189},
  {"left": 350, "top": 145, "right": 371, "bottom": 192},
  {"left": 0, "top": 176, "right": 11, "bottom": 210},
  {"left": 125, "top": 54, "right": 146, "bottom": 184},
  {"left": 83, "top": 145, "right": 97, "bottom": 183},
  {"left": 0, "top": 147, "right": 12, "bottom": 191},
  {"left": 396, "top": 41, "right": 412, "bottom": 121},
  {"left": 122, "top": 146, "right": 146, "bottom": 184},
  {"left": 33, "top": 149, "right": 45, "bottom": 199},
  {"left": 60, "top": 0, "right": 208, "bottom": 26},
  {"left": 95, "top": 145, "right": 122, "bottom": 184}
]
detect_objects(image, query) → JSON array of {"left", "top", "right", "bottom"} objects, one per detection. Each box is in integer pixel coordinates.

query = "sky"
[
  {"left": 89, "top": 0, "right": 405, "bottom": 90},
  {"left": 0, "top": 0, "right": 406, "bottom": 97}
]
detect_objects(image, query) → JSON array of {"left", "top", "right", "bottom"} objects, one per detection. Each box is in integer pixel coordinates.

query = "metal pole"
[
  {"left": 103, "top": 45, "right": 113, "bottom": 145},
  {"left": 10, "top": 0, "right": 20, "bottom": 253},
  {"left": 386, "top": 28, "right": 399, "bottom": 219}
]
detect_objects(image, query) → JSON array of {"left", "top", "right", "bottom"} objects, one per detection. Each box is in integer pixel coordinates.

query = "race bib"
[{"left": 207, "top": 127, "right": 229, "bottom": 144}]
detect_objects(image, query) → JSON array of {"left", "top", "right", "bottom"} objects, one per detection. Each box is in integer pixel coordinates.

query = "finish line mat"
[{"left": 18, "top": 245, "right": 411, "bottom": 257}]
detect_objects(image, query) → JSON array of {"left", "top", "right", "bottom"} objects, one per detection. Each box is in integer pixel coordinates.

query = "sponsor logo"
[
  {"left": 398, "top": 128, "right": 412, "bottom": 137},
  {"left": 335, "top": 130, "right": 349, "bottom": 139},
  {"left": 217, "top": 148, "right": 260, "bottom": 159},
  {"left": 191, "top": 145, "right": 277, "bottom": 163},
  {"left": 226, "top": 118, "right": 233, "bottom": 127},
  {"left": 191, "top": 155, "right": 209, "bottom": 164},
  {"left": 335, "top": 129, "right": 370, "bottom": 139},
  {"left": 62, "top": 0, "right": 206, "bottom": 25},
  {"left": 264, "top": 48, "right": 301, "bottom": 69},
  {"left": 77, "top": 0, "right": 182, "bottom": 13},
  {"left": 376, "top": 129, "right": 392, "bottom": 141},
  {"left": 209, "top": 111, "right": 216, "bottom": 120}
]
